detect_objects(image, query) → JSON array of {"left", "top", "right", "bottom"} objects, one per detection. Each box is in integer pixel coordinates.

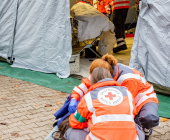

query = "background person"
[
  {"left": 93, "top": 0, "right": 111, "bottom": 18},
  {"left": 109, "top": 0, "right": 130, "bottom": 53}
]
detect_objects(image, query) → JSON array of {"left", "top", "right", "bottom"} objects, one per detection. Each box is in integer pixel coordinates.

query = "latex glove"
[
  {"left": 68, "top": 98, "right": 78, "bottom": 113},
  {"left": 106, "top": 14, "right": 110, "bottom": 19}
]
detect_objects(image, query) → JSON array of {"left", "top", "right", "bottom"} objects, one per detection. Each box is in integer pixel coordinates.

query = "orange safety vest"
[
  {"left": 69, "top": 79, "right": 138, "bottom": 140},
  {"left": 71, "top": 63, "right": 159, "bottom": 114},
  {"left": 97, "top": 0, "right": 110, "bottom": 14},
  {"left": 110, "top": 0, "right": 130, "bottom": 11}
]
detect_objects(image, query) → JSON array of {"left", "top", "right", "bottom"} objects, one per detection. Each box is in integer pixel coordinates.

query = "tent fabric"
[
  {"left": 0, "top": 0, "right": 18, "bottom": 60},
  {"left": 129, "top": 0, "right": 170, "bottom": 93},
  {"left": 0, "top": 0, "right": 72, "bottom": 78},
  {"left": 70, "top": 3, "right": 114, "bottom": 41}
]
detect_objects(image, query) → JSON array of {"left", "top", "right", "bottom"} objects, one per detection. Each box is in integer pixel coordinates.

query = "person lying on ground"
[
  {"left": 69, "top": 54, "right": 159, "bottom": 140},
  {"left": 66, "top": 67, "right": 145, "bottom": 140}
]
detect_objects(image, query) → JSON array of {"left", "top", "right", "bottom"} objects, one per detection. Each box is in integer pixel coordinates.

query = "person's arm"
[
  {"left": 69, "top": 95, "right": 91, "bottom": 129},
  {"left": 71, "top": 76, "right": 91, "bottom": 101},
  {"left": 69, "top": 76, "right": 91, "bottom": 113},
  {"left": 105, "top": 0, "right": 111, "bottom": 14},
  {"left": 121, "top": 79, "right": 158, "bottom": 113}
]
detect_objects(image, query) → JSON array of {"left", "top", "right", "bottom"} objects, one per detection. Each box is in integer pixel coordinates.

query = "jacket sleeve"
[
  {"left": 121, "top": 79, "right": 158, "bottom": 114},
  {"left": 121, "top": 79, "right": 140, "bottom": 99},
  {"left": 71, "top": 76, "right": 91, "bottom": 101},
  {"left": 69, "top": 96, "right": 91, "bottom": 129}
]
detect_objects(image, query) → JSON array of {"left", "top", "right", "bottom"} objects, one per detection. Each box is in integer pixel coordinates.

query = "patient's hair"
[
  {"left": 89, "top": 54, "right": 117, "bottom": 75},
  {"left": 91, "top": 67, "right": 113, "bottom": 85}
]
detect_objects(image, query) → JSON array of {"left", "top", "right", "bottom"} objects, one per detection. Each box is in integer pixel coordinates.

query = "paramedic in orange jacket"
[
  {"left": 93, "top": 0, "right": 111, "bottom": 16},
  {"left": 69, "top": 67, "right": 144, "bottom": 140},
  {"left": 69, "top": 54, "right": 159, "bottom": 140}
]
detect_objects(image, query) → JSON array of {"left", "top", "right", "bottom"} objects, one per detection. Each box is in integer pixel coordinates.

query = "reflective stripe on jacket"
[
  {"left": 113, "top": 63, "right": 158, "bottom": 113},
  {"left": 110, "top": 0, "right": 130, "bottom": 11},
  {"left": 71, "top": 63, "right": 158, "bottom": 114},
  {"left": 71, "top": 76, "right": 91, "bottom": 100},
  {"left": 69, "top": 79, "right": 138, "bottom": 140}
]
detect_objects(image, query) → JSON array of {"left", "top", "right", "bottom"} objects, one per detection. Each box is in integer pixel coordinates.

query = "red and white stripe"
[
  {"left": 110, "top": 0, "right": 130, "bottom": 11},
  {"left": 117, "top": 73, "right": 146, "bottom": 85}
]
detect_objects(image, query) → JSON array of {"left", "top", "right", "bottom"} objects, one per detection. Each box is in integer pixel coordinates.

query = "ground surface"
[
  {"left": 0, "top": 75, "right": 69, "bottom": 140},
  {"left": 0, "top": 75, "right": 170, "bottom": 140},
  {"left": 0, "top": 38, "right": 170, "bottom": 139}
]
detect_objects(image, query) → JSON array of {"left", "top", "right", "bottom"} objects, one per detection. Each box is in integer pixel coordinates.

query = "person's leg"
[
  {"left": 58, "top": 116, "right": 88, "bottom": 140},
  {"left": 135, "top": 103, "right": 159, "bottom": 140},
  {"left": 135, "top": 124, "right": 145, "bottom": 140},
  {"left": 110, "top": 9, "right": 127, "bottom": 53},
  {"left": 110, "top": 9, "right": 123, "bottom": 40},
  {"left": 64, "top": 128, "right": 89, "bottom": 140},
  {"left": 122, "top": 8, "right": 129, "bottom": 39}
]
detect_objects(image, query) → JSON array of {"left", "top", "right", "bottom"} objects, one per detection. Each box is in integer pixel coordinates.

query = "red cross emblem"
[{"left": 105, "top": 92, "right": 116, "bottom": 100}]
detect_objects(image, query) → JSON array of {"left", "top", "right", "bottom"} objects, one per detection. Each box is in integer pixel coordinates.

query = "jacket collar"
[
  {"left": 113, "top": 65, "right": 119, "bottom": 81},
  {"left": 87, "top": 78, "right": 120, "bottom": 93}
]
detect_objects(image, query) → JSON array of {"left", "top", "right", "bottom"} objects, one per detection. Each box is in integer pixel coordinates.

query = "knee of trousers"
[
  {"left": 138, "top": 103, "right": 159, "bottom": 129},
  {"left": 64, "top": 128, "right": 88, "bottom": 140},
  {"left": 139, "top": 113, "right": 159, "bottom": 129}
]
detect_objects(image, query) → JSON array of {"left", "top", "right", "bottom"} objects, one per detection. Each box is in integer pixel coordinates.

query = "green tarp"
[
  {"left": 0, "top": 61, "right": 170, "bottom": 118},
  {"left": 157, "top": 94, "right": 170, "bottom": 118},
  {"left": 0, "top": 61, "right": 81, "bottom": 94}
]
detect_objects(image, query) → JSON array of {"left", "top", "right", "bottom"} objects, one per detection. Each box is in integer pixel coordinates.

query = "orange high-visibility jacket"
[
  {"left": 69, "top": 79, "right": 138, "bottom": 140},
  {"left": 97, "top": 0, "right": 111, "bottom": 14},
  {"left": 108, "top": 0, "right": 130, "bottom": 11},
  {"left": 71, "top": 63, "right": 159, "bottom": 113}
]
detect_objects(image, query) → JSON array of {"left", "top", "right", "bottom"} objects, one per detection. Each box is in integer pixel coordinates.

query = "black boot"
[{"left": 113, "top": 44, "right": 127, "bottom": 53}]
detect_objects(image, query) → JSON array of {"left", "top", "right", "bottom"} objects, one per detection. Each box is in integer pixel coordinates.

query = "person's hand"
[
  {"left": 106, "top": 11, "right": 111, "bottom": 15},
  {"left": 106, "top": 14, "right": 110, "bottom": 19},
  {"left": 68, "top": 98, "right": 78, "bottom": 113}
]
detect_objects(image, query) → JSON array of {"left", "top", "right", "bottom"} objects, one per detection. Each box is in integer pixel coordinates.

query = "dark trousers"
[{"left": 110, "top": 8, "right": 129, "bottom": 41}]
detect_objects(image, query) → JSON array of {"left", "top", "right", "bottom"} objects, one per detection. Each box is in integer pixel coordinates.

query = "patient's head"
[{"left": 91, "top": 67, "right": 112, "bottom": 85}]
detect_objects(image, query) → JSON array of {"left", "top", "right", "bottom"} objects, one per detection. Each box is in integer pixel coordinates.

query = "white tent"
[
  {"left": 0, "top": 0, "right": 72, "bottom": 78},
  {"left": 130, "top": 0, "right": 170, "bottom": 95}
]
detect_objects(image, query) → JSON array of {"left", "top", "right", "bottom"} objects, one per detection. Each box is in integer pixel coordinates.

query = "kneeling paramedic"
[
  {"left": 69, "top": 54, "right": 159, "bottom": 140},
  {"left": 67, "top": 67, "right": 145, "bottom": 140}
]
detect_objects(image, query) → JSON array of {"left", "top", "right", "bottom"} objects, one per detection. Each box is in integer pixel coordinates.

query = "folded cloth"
[{"left": 54, "top": 95, "right": 71, "bottom": 120}]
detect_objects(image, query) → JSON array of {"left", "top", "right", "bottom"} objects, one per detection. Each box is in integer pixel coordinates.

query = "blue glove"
[
  {"left": 106, "top": 14, "right": 110, "bottom": 19},
  {"left": 68, "top": 99, "right": 78, "bottom": 113}
]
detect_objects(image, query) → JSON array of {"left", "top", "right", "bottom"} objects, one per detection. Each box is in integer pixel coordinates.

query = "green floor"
[
  {"left": 0, "top": 61, "right": 170, "bottom": 118},
  {"left": 0, "top": 61, "right": 81, "bottom": 94}
]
